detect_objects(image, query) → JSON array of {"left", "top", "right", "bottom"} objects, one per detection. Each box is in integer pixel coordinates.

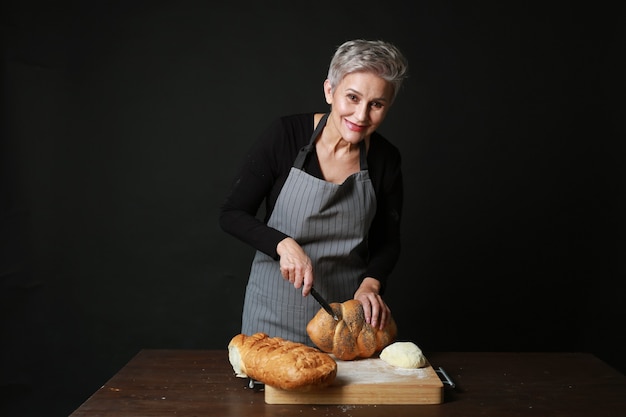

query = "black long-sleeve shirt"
[{"left": 219, "top": 113, "right": 403, "bottom": 293}]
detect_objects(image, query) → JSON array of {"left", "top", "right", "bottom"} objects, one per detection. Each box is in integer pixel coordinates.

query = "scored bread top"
[
  {"left": 306, "top": 299, "right": 397, "bottom": 360},
  {"left": 228, "top": 333, "right": 337, "bottom": 391}
]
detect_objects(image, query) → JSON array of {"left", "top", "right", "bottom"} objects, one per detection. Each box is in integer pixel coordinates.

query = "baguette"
[
  {"left": 228, "top": 332, "right": 337, "bottom": 391},
  {"left": 306, "top": 299, "right": 397, "bottom": 360}
]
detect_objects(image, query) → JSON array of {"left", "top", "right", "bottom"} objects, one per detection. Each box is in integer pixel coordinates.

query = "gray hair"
[{"left": 327, "top": 39, "right": 409, "bottom": 103}]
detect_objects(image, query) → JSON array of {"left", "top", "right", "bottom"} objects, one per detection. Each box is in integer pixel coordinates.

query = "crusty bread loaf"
[
  {"left": 306, "top": 299, "right": 397, "bottom": 360},
  {"left": 228, "top": 332, "right": 337, "bottom": 391}
]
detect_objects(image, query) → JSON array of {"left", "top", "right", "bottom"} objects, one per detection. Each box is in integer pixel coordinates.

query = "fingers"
[
  {"left": 301, "top": 269, "right": 313, "bottom": 297},
  {"left": 279, "top": 261, "right": 312, "bottom": 290},
  {"left": 355, "top": 292, "right": 390, "bottom": 330},
  {"left": 277, "top": 237, "right": 314, "bottom": 293}
]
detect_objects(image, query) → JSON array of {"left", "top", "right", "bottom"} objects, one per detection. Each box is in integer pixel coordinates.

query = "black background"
[{"left": 2, "top": 1, "right": 624, "bottom": 416}]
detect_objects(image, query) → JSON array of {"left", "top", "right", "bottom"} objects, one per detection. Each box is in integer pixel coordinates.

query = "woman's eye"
[
  {"left": 348, "top": 94, "right": 358, "bottom": 101},
  {"left": 371, "top": 102, "right": 383, "bottom": 109}
]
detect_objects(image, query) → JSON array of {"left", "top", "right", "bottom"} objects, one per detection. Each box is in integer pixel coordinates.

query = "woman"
[{"left": 219, "top": 39, "right": 408, "bottom": 346}]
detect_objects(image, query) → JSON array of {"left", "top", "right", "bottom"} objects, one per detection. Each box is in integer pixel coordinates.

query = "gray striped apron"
[{"left": 241, "top": 113, "right": 377, "bottom": 345}]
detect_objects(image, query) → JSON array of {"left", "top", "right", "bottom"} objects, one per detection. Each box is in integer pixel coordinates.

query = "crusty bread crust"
[
  {"left": 228, "top": 333, "right": 337, "bottom": 391},
  {"left": 306, "top": 299, "right": 397, "bottom": 360}
]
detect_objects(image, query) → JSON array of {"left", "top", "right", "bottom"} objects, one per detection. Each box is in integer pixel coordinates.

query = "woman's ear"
[{"left": 323, "top": 79, "right": 333, "bottom": 104}]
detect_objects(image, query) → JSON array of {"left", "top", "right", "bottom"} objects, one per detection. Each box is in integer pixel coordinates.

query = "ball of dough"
[{"left": 379, "top": 341, "right": 426, "bottom": 368}]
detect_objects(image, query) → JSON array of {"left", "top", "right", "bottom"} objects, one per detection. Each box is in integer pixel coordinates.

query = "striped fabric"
[{"left": 241, "top": 128, "right": 377, "bottom": 346}]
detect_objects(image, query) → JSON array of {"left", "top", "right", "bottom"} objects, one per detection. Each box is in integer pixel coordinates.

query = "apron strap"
[
  {"left": 293, "top": 113, "right": 329, "bottom": 169},
  {"left": 359, "top": 139, "right": 368, "bottom": 170},
  {"left": 293, "top": 113, "right": 369, "bottom": 171}
]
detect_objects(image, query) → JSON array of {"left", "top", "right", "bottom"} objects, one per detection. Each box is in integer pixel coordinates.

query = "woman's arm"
[
  {"left": 355, "top": 136, "right": 404, "bottom": 329},
  {"left": 361, "top": 138, "right": 404, "bottom": 292},
  {"left": 219, "top": 114, "right": 315, "bottom": 258},
  {"left": 218, "top": 119, "right": 292, "bottom": 258}
]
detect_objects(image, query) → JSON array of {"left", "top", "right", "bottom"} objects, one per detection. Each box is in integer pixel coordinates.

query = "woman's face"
[{"left": 324, "top": 71, "right": 394, "bottom": 144}]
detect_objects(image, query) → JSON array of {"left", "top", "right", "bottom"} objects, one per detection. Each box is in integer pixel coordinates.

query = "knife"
[{"left": 310, "top": 287, "right": 339, "bottom": 321}]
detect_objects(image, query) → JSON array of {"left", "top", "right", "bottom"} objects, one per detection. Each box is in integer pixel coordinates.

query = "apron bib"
[{"left": 241, "top": 113, "right": 377, "bottom": 345}]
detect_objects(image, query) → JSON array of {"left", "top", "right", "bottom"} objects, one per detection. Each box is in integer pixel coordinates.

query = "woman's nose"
[{"left": 354, "top": 103, "right": 369, "bottom": 122}]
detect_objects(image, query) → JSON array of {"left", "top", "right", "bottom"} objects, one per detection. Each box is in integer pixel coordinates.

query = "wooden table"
[{"left": 70, "top": 350, "right": 626, "bottom": 417}]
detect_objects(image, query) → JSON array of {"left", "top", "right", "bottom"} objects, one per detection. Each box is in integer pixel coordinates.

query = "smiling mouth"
[{"left": 345, "top": 119, "right": 366, "bottom": 132}]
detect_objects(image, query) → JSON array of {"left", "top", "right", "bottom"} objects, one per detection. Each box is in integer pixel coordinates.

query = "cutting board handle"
[{"left": 435, "top": 367, "right": 456, "bottom": 388}]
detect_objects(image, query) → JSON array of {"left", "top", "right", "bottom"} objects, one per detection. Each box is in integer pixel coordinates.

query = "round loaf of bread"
[{"left": 306, "top": 299, "right": 398, "bottom": 360}]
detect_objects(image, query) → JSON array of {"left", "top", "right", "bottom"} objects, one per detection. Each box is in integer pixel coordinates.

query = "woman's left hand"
[{"left": 354, "top": 277, "right": 391, "bottom": 330}]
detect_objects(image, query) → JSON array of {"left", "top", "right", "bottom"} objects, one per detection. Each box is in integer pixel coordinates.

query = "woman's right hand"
[{"left": 276, "top": 237, "right": 314, "bottom": 296}]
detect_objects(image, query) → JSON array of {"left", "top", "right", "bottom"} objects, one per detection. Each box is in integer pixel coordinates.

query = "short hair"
[{"left": 327, "top": 39, "right": 409, "bottom": 103}]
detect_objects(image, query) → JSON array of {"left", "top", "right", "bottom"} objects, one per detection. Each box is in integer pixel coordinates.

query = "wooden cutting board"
[{"left": 264, "top": 356, "right": 443, "bottom": 405}]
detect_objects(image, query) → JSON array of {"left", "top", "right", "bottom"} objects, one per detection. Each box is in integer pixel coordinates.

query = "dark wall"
[{"left": 2, "top": 2, "right": 624, "bottom": 416}]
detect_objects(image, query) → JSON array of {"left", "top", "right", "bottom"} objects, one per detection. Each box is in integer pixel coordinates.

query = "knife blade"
[{"left": 310, "top": 287, "right": 339, "bottom": 321}]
